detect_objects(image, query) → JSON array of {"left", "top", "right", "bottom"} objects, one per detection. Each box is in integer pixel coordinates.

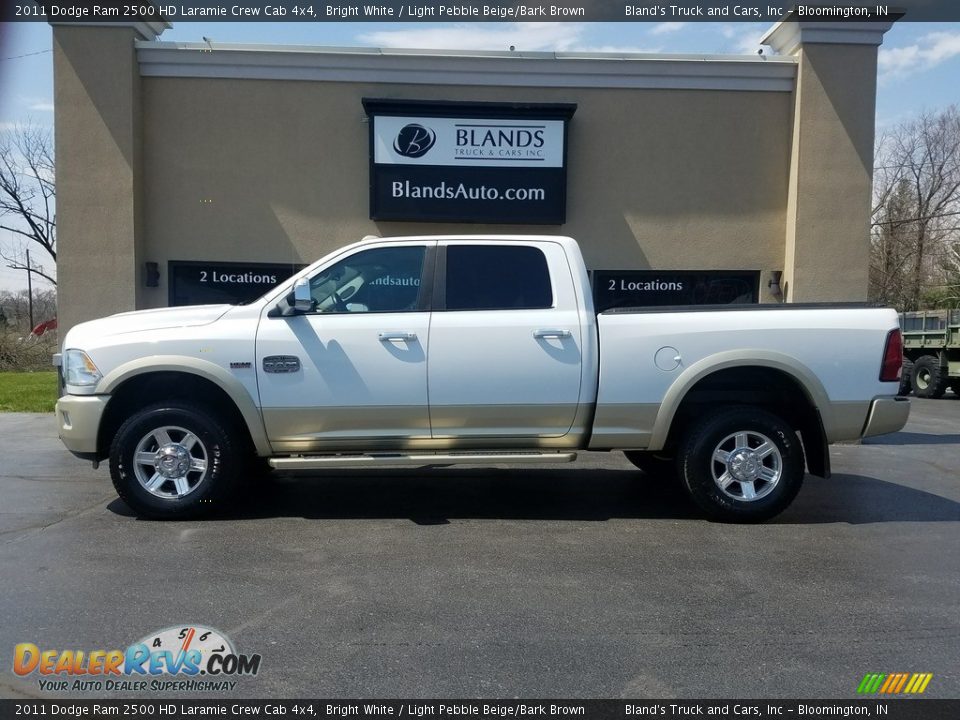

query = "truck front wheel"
[
  {"left": 109, "top": 402, "right": 240, "bottom": 519},
  {"left": 677, "top": 407, "right": 804, "bottom": 523}
]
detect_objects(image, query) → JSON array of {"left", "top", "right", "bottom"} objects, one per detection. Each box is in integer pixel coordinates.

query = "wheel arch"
[
  {"left": 96, "top": 358, "right": 270, "bottom": 459},
  {"left": 648, "top": 351, "right": 832, "bottom": 478}
]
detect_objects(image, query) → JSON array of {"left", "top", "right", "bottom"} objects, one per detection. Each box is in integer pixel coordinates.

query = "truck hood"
[{"left": 64, "top": 305, "right": 233, "bottom": 346}]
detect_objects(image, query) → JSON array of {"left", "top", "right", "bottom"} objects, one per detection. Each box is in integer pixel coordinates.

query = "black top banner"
[{"left": 11, "top": 1, "right": 960, "bottom": 22}]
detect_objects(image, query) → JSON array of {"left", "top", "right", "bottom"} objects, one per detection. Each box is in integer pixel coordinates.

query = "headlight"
[{"left": 63, "top": 349, "right": 103, "bottom": 387}]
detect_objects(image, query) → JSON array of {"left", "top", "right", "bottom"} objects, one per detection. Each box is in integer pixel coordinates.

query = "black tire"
[
  {"left": 898, "top": 357, "right": 914, "bottom": 397},
  {"left": 623, "top": 450, "right": 676, "bottom": 477},
  {"left": 109, "top": 402, "right": 241, "bottom": 519},
  {"left": 911, "top": 355, "right": 947, "bottom": 399},
  {"left": 677, "top": 406, "right": 804, "bottom": 523}
]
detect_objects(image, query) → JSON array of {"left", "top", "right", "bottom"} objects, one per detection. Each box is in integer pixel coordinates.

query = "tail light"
[{"left": 879, "top": 328, "right": 903, "bottom": 382}]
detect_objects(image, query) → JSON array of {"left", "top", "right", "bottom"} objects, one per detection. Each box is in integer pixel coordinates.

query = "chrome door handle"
[
  {"left": 533, "top": 329, "right": 571, "bottom": 339},
  {"left": 379, "top": 332, "right": 417, "bottom": 342}
]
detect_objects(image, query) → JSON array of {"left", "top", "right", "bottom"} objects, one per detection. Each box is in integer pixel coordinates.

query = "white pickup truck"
[{"left": 55, "top": 235, "right": 909, "bottom": 522}]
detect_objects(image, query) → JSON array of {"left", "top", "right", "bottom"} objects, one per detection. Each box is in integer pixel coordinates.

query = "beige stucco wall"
[
  {"left": 53, "top": 26, "right": 144, "bottom": 334},
  {"left": 138, "top": 77, "right": 791, "bottom": 309},
  {"left": 783, "top": 43, "right": 879, "bottom": 302}
]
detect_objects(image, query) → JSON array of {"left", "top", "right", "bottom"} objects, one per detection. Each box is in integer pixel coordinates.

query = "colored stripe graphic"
[
  {"left": 857, "top": 673, "right": 932, "bottom": 694},
  {"left": 893, "top": 674, "right": 909, "bottom": 693},
  {"left": 904, "top": 674, "right": 919, "bottom": 694}
]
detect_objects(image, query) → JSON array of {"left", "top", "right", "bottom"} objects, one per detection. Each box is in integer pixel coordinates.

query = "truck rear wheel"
[
  {"left": 677, "top": 406, "right": 804, "bottom": 523},
  {"left": 109, "top": 402, "right": 241, "bottom": 519},
  {"left": 911, "top": 355, "right": 947, "bottom": 399}
]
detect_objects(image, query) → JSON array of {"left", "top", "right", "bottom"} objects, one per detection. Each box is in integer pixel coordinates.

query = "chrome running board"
[{"left": 268, "top": 451, "right": 577, "bottom": 470}]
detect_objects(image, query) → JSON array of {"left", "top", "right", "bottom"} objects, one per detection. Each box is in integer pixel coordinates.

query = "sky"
[{"left": 1, "top": 19, "right": 959, "bottom": 291}]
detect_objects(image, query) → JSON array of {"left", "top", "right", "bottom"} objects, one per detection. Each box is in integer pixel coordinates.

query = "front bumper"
[
  {"left": 861, "top": 396, "right": 910, "bottom": 439},
  {"left": 56, "top": 394, "right": 109, "bottom": 456}
]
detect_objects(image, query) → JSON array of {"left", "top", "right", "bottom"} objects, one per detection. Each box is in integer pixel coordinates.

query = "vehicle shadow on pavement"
[
  {"left": 862, "top": 431, "right": 960, "bottom": 445},
  {"left": 107, "top": 468, "right": 960, "bottom": 525},
  {"left": 775, "top": 473, "right": 960, "bottom": 524}
]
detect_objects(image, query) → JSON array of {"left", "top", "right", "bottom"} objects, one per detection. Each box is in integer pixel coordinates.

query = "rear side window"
[{"left": 444, "top": 245, "right": 553, "bottom": 311}]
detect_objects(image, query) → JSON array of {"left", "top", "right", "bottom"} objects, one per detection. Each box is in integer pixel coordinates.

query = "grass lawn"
[{"left": 0, "top": 371, "right": 58, "bottom": 413}]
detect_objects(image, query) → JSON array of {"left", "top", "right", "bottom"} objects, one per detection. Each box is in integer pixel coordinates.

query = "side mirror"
[{"left": 293, "top": 278, "right": 313, "bottom": 313}]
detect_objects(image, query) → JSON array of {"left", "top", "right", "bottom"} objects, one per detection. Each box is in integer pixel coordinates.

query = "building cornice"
[
  {"left": 135, "top": 42, "right": 797, "bottom": 92},
  {"left": 761, "top": 17, "right": 901, "bottom": 56}
]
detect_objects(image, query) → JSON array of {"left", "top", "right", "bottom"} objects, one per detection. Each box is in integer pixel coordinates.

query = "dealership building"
[{"left": 52, "top": 16, "right": 896, "bottom": 333}]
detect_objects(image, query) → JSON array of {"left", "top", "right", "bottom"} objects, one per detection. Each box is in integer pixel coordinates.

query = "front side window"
[
  {"left": 309, "top": 245, "right": 426, "bottom": 313},
  {"left": 444, "top": 245, "right": 553, "bottom": 311}
]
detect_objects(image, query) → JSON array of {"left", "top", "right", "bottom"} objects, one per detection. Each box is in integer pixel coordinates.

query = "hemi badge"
[{"left": 230, "top": 362, "right": 252, "bottom": 369}]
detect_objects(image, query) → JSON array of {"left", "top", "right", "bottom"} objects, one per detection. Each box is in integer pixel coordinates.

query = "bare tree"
[
  {"left": 870, "top": 176, "right": 916, "bottom": 308},
  {"left": 0, "top": 123, "right": 56, "bottom": 286},
  {"left": 0, "top": 287, "right": 57, "bottom": 330},
  {"left": 869, "top": 106, "right": 960, "bottom": 310}
]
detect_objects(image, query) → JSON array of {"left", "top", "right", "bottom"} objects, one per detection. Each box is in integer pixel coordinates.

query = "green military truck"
[{"left": 899, "top": 309, "right": 960, "bottom": 398}]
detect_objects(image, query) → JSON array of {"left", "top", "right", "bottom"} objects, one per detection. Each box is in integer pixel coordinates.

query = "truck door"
[
  {"left": 427, "top": 241, "right": 583, "bottom": 439},
  {"left": 256, "top": 242, "right": 435, "bottom": 453}
]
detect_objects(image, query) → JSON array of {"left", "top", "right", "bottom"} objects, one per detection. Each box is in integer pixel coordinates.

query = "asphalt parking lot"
[{"left": 1, "top": 397, "right": 958, "bottom": 699}]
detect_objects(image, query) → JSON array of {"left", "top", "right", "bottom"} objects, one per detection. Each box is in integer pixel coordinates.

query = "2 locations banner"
[{"left": 364, "top": 99, "right": 576, "bottom": 224}]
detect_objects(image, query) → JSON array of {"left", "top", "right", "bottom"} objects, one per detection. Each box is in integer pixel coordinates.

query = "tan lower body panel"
[
  {"left": 587, "top": 402, "right": 660, "bottom": 450},
  {"left": 56, "top": 394, "right": 109, "bottom": 454},
  {"left": 825, "top": 401, "right": 872, "bottom": 442},
  {"left": 264, "top": 403, "right": 586, "bottom": 453},
  {"left": 429, "top": 403, "right": 580, "bottom": 438},
  {"left": 861, "top": 396, "right": 910, "bottom": 438}
]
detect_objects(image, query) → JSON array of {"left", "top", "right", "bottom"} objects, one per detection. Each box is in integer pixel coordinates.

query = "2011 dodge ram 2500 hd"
[{"left": 55, "top": 235, "right": 910, "bottom": 522}]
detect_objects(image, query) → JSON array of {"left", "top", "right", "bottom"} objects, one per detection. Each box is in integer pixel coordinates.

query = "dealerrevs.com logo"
[
  {"left": 13, "top": 625, "right": 261, "bottom": 692},
  {"left": 393, "top": 123, "right": 436, "bottom": 158}
]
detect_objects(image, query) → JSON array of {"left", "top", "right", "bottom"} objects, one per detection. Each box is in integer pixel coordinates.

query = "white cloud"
[
  {"left": 734, "top": 27, "right": 764, "bottom": 54},
  {"left": 717, "top": 23, "right": 765, "bottom": 55},
  {"left": 650, "top": 22, "right": 687, "bottom": 36},
  {"left": 879, "top": 31, "right": 960, "bottom": 80},
  {"left": 358, "top": 22, "right": 584, "bottom": 52},
  {"left": 15, "top": 97, "right": 55, "bottom": 113}
]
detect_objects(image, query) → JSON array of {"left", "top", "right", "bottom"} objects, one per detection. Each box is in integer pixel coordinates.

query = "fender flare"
[
  {"left": 646, "top": 349, "right": 832, "bottom": 451},
  {"left": 97, "top": 356, "right": 271, "bottom": 456}
]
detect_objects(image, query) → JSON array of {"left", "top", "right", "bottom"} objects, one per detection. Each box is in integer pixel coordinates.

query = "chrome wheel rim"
[
  {"left": 133, "top": 425, "right": 208, "bottom": 500},
  {"left": 711, "top": 430, "right": 782, "bottom": 502}
]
